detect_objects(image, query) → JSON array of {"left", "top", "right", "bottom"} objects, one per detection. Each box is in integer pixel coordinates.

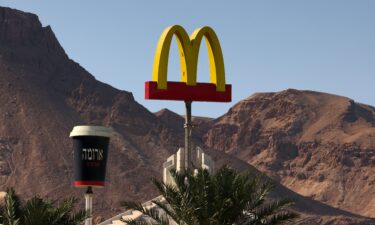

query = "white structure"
[
  {"left": 163, "top": 146, "right": 214, "bottom": 185},
  {"left": 100, "top": 146, "right": 214, "bottom": 225},
  {"left": 99, "top": 100, "right": 216, "bottom": 225},
  {"left": 99, "top": 196, "right": 168, "bottom": 225}
]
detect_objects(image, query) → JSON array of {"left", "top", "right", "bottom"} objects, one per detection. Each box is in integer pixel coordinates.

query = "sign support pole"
[
  {"left": 85, "top": 186, "right": 93, "bottom": 225},
  {"left": 184, "top": 101, "right": 193, "bottom": 171}
]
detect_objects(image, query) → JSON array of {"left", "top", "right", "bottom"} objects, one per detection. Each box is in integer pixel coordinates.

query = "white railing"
[{"left": 99, "top": 195, "right": 164, "bottom": 225}]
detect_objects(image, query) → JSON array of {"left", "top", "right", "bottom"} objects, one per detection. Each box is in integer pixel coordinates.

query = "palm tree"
[
  {"left": 122, "top": 166, "right": 298, "bottom": 225},
  {"left": 0, "top": 188, "right": 86, "bottom": 225}
]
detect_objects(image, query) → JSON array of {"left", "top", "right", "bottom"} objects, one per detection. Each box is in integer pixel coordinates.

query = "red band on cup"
[{"left": 74, "top": 181, "right": 104, "bottom": 187}]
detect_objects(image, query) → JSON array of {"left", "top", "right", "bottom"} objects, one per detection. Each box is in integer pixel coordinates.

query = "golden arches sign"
[
  {"left": 145, "top": 25, "right": 231, "bottom": 102},
  {"left": 152, "top": 25, "right": 226, "bottom": 91}
]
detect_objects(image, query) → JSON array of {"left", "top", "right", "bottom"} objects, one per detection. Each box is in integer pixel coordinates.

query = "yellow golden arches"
[{"left": 152, "top": 25, "right": 226, "bottom": 92}]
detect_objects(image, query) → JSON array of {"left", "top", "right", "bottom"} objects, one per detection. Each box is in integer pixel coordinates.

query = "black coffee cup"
[{"left": 70, "top": 126, "right": 112, "bottom": 188}]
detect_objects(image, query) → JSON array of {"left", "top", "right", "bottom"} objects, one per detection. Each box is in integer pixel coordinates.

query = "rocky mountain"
[
  {"left": 0, "top": 6, "right": 374, "bottom": 224},
  {"left": 203, "top": 89, "right": 375, "bottom": 217},
  {"left": 0, "top": 6, "right": 184, "bottom": 216}
]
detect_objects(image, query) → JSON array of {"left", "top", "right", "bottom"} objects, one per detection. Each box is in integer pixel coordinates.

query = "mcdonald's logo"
[{"left": 145, "top": 25, "right": 231, "bottom": 102}]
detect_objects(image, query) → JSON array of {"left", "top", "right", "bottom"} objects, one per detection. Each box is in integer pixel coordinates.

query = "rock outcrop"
[{"left": 203, "top": 89, "right": 375, "bottom": 217}]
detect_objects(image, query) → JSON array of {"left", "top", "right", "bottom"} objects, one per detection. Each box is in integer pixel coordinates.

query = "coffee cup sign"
[{"left": 70, "top": 126, "right": 112, "bottom": 188}]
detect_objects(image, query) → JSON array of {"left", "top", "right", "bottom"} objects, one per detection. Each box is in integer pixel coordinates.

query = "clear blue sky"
[{"left": 1, "top": 1, "right": 374, "bottom": 117}]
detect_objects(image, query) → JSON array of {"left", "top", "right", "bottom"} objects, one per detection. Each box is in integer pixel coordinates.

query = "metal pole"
[
  {"left": 184, "top": 101, "right": 193, "bottom": 171},
  {"left": 85, "top": 186, "right": 93, "bottom": 225}
]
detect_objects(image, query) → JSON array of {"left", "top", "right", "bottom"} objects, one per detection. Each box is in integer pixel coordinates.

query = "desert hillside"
[
  {"left": 0, "top": 6, "right": 186, "bottom": 215},
  {"left": 203, "top": 89, "right": 375, "bottom": 217}
]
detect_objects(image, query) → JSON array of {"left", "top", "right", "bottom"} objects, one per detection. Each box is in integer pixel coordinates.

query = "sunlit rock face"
[{"left": 203, "top": 89, "right": 375, "bottom": 217}]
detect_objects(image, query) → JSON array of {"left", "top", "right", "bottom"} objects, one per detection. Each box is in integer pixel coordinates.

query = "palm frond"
[
  {"left": 264, "top": 211, "right": 300, "bottom": 225},
  {"left": 255, "top": 198, "right": 295, "bottom": 218},
  {"left": 247, "top": 198, "right": 296, "bottom": 225},
  {"left": 52, "top": 197, "right": 87, "bottom": 225},
  {"left": 122, "top": 166, "right": 299, "bottom": 225},
  {"left": 3, "top": 188, "right": 22, "bottom": 225},
  {"left": 151, "top": 200, "right": 178, "bottom": 223},
  {"left": 121, "top": 201, "right": 170, "bottom": 225},
  {"left": 1, "top": 189, "right": 86, "bottom": 225},
  {"left": 21, "top": 196, "right": 50, "bottom": 225}
]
